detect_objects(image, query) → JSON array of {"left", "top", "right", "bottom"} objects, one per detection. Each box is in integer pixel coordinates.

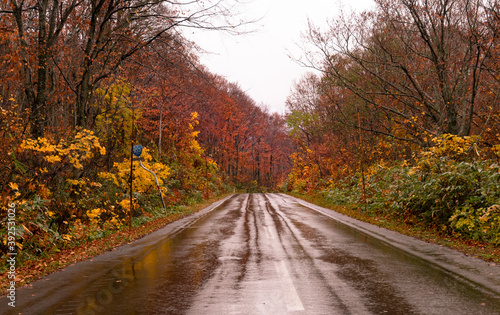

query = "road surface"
[{"left": 2, "top": 193, "right": 500, "bottom": 314}]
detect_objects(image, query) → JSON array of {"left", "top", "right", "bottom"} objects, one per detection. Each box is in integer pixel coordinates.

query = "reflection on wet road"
[{"left": 3, "top": 193, "right": 500, "bottom": 314}]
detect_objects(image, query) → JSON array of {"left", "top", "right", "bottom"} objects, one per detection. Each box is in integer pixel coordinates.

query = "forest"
[
  {"left": 285, "top": 0, "right": 500, "bottom": 252},
  {"left": 0, "top": 0, "right": 293, "bottom": 275},
  {"left": 1, "top": 0, "right": 500, "bottom": 285}
]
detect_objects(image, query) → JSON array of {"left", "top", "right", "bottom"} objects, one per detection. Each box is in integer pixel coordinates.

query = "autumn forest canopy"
[
  {"left": 2, "top": 0, "right": 500, "bottom": 266},
  {"left": 287, "top": 0, "right": 500, "bottom": 186}
]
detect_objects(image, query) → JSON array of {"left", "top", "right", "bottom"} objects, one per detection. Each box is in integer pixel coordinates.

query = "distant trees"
[{"left": 117, "top": 28, "right": 292, "bottom": 189}]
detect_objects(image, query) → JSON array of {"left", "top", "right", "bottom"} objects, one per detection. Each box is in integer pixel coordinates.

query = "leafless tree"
[
  {"left": 1, "top": 0, "right": 253, "bottom": 137},
  {"left": 298, "top": 0, "right": 496, "bottom": 146}
]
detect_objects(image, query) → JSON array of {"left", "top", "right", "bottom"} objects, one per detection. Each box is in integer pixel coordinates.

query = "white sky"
[{"left": 186, "top": 0, "right": 375, "bottom": 114}]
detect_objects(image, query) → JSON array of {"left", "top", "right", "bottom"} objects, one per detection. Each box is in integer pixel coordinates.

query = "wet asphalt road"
[{"left": 2, "top": 193, "right": 500, "bottom": 314}]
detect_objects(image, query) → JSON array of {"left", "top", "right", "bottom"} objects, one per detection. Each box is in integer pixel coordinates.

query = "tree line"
[
  {"left": 286, "top": 0, "right": 500, "bottom": 189},
  {"left": 0, "top": 0, "right": 292, "bottom": 191},
  {"left": 0, "top": 0, "right": 293, "bottom": 260}
]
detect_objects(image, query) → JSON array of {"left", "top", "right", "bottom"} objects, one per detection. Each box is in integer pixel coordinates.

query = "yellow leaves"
[
  {"left": 8, "top": 182, "right": 18, "bottom": 190},
  {"left": 20, "top": 138, "right": 57, "bottom": 153},
  {"left": 109, "top": 217, "right": 121, "bottom": 227},
  {"left": 188, "top": 111, "right": 200, "bottom": 130},
  {"left": 432, "top": 134, "right": 479, "bottom": 159},
  {"left": 100, "top": 148, "right": 170, "bottom": 194},
  {"left": 67, "top": 179, "right": 86, "bottom": 186},
  {"left": 191, "top": 139, "right": 202, "bottom": 152},
  {"left": 86, "top": 208, "right": 104, "bottom": 224},
  {"left": 191, "top": 111, "right": 199, "bottom": 121},
  {"left": 87, "top": 208, "right": 102, "bottom": 219},
  {"left": 187, "top": 113, "right": 203, "bottom": 155},
  {"left": 68, "top": 156, "right": 83, "bottom": 169},
  {"left": 20, "top": 129, "right": 106, "bottom": 172},
  {"left": 98, "top": 145, "right": 106, "bottom": 156},
  {"left": 44, "top": 155, "right": 62, "bottom": 163},
  {"left": 413, "top": 134, "right": 480, "bottom": 174},
  {"left": 79, "top": 201, "right": 127, "bottom": 228},
  {"left": 118, "top": 199, "right": 131, "bottom": 209},
  {"left": 87, "top": 206, "right": 123, "bottom": 227},
  {"left": 191, "top": 130, "right": 200, "bottom": 138},
  {"left": 11, "top": 130, "right": 105, "bottom": 207},
  {"left": 206, "top": 158, "right": 218, "bottom": 170}
]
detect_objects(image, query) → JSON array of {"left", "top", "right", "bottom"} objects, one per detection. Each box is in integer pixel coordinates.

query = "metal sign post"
[{"left": 132, "top": 145, "right": 167, "bottom": 211}]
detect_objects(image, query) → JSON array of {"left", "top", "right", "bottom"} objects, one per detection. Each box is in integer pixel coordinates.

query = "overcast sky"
[{"left": 186, "top": 0, "right": 375, "bottom": 114}]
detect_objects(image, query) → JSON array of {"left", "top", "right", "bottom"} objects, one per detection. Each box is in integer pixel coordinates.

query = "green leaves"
[
  {"left": 286, "top": 110, "right": 320, "bottom": 139},
  {"left": 321, "top": 157, "right": 500, "bottom": 245},
  {"left": 10, "top": 152, "right": 26, "bottom": 174}
]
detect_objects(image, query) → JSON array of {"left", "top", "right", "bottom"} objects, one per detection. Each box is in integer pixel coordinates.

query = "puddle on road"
[{"left": 37, "top": 195, "right": 248, "bottom": 315}]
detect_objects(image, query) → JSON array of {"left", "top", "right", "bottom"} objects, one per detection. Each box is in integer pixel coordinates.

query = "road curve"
[{"left": 1, "top": 193, "right": 500, "bottom": 314}]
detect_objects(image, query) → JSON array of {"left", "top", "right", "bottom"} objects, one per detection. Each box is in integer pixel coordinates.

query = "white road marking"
[
  {"left": 274, "top": 260, "right": 305, "bottom": 311},
  {"left": 265, "top": 226, "right": 274, "bottom": 240}
]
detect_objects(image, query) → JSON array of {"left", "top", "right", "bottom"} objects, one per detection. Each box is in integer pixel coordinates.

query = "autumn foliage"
[
  {"left": 285, "top": 0, "right": 500, "bottom": 246},
  {"left": 4, "top": 0, "right": 500, "bottom": 278},
  {"left": 0, "top": 0, "right": 292, "bottom": 269}
]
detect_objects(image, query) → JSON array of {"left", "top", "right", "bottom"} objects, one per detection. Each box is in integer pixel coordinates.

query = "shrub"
[
  {"left": 449, "top": 204, "right": 500, "bottom": 245},
  {"left": 320, "top": 134, "right": 500, "bottom": 245},
  {"left": 394, "top": 160, "right": 498, "bottom": 226}
]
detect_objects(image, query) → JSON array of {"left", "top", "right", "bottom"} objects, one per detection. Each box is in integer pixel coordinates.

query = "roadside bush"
[
  {"left": 321, "top": 175, "right": 360, "bottom": 206},
  {"left": 393, "top": 134, "right": 500, "bottom": 230},
  {"left": 319, "top": 134, "right": 500, "bottom": 245},
  {"left": 449, "top": 204, "right": 500, "bottom": 245},
  {"left": 393, "top": 160, "right": 499, "bottom": 227},
  {"left": 1, "top": 130, "right": 107, "bottom": 257}
]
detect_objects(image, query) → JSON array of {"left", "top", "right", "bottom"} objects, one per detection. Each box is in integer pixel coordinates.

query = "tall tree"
[
  {"left": 300, "top": 0, "right": 495, "bottom": 145},
  {"left": 1, "top": 0, "right": 250, "bottom": 137},
  {"left": 4, "top": 0, "right": 80, "bottom": 137}
]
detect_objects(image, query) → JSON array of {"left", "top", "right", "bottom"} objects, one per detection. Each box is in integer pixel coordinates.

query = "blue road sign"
[{"left": 132, "top": 145, "right": 143, "bottom": 157}]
